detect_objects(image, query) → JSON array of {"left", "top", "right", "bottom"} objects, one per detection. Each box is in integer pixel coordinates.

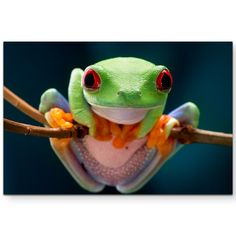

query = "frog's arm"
[
  {"left": 137, "top": 106, "right": 165, "bottom": 138},
  {"left": 116, "top": 102, "right": 200, "bottom": 193},
  {"left": 68, "top": 69, "right": 96, "bottom": 136},
  {"left": 39, "top": 88, "right": 104, "bottom": 193}
]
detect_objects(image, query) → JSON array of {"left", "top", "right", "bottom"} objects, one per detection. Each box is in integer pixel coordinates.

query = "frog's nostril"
[{"left": 117, "top": 91, "right": 124, "bottom": 96}]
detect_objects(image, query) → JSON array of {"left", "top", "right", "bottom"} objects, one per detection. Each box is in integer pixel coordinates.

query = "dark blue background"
[{"left": 4, "top": 42, "right": 232, "bottom": 194}]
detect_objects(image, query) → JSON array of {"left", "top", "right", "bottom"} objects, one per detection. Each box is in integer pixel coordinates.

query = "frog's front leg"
[
  {"left": 147, "top": 115, "right": 180, "bottom": 157},
  {"left": 146, "top": 102, "right": 200, "bottom": 157},
  {"left": 39, "top": 88, "right": 105, "bottom": 193},
  {"left": 148, "top": 102, "right": 200, "bottom": 156},
  {"left": 116, "top": 102, "right": 200, "bottom": 193}
]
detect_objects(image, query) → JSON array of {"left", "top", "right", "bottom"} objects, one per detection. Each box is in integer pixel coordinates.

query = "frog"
[{"left": 39, "top": 57, "right": 200, "bottom": 193}]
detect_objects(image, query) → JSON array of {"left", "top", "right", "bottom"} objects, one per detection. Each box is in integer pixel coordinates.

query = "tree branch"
[
  {"left": 4, "top": 86, "right": 232, "bottom": 146},
  {"left": 4, "top": 86, "right": 48, "bottom": 125},
  {"left": 4, "top": 118, "right": 74, "bottom": 138},
  {"left": 4, "top": 118, "right": 232, "bottom": 146},
  {"left": 170, "top": 125, "right": 232, "bottom": 146}
]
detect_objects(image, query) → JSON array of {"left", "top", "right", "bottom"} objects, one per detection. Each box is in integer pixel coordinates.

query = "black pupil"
[
  {"left": 161, "top": 73, "right": 171, "bottom": 89},
  {"left": 84, "top": 73, "right": 95, "bottom": 88}
]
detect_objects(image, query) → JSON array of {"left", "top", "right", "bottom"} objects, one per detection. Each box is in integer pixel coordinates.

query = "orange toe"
[
  {"left": 49, "top": 108, "right": 73, "bottom": 129},
  {"left": 93, "top": 113, "right": 112, "bottom": 141},
  {"left": 147, "top": 115, "right": 176, "bottom": 157}
]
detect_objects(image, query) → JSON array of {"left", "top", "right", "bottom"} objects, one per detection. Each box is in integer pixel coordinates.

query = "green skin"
[
  {"left": 69, "top": 57, "right": 170, "bottom": 137},
  {"left": 39, "top": 57, "right": 200, "bottom": 193}
]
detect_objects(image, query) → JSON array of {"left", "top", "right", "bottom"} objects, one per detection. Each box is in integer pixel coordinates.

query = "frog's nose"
[
  {"left": 117, "top": 90, "right": 141, "bottom": 98},
  {"left": 117, "top": 90, "right": 142, "bottom": 104}
]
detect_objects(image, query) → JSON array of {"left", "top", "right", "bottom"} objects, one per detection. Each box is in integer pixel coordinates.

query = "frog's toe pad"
[
  {"left": 45, "top": 108, "right": 73, "bottom": 129},
  {"left": 147, "top": 115, "right": 179, "bottom": 157}
]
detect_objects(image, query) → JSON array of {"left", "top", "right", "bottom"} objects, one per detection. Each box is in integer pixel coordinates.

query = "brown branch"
[
  {"left": 4, "top": 118, "right": 87, "bottom": 139},
  {"left": 4, "top": 118, "right": 232, "bottom": 146},
  {"left": 170, "top": 125, "right": 232, "bottom": 146},
  {"left": 4, "top": 86, "right": 47, "bottom": 125},
  {"left": 3, "top": 86, "right": 232, "bottom": 146},
  {"left": 4, "top": 118, "right": 74, "bottom": 138}
]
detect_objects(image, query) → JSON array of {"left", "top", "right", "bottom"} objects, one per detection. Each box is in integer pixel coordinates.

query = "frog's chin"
[{"left": 90, "top": 104, "right": 161, "bottom": 125}]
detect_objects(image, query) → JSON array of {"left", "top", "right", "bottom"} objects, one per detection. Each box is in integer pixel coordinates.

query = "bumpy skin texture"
[{"left": 39, "top": 57, "right": 200, "bottom": 193}]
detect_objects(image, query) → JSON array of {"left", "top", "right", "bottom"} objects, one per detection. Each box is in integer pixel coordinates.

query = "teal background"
[{"left": 4, "top": 42, "right": 232, "bottom": 194}]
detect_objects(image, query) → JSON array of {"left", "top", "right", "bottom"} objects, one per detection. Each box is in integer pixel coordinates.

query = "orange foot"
[
  {"left": 147, "top": 115, "right": 180, "bottom": 157},
  {"left": 45, "top": 107, "right": 73, "bottom": 129},
  {"left": 92, "top": 112, "right": 140, "bottom": 148},
  {"left": 111, "top": 123, "right": 140, "bottom": 148}
]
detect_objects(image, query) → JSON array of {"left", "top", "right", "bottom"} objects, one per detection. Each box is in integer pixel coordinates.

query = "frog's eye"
[
  {"left": 82, "top": 69, "right": 101, "bottom": 90},
  {"left": 156, "top": 69, "right": 173, "bottom": 93}
]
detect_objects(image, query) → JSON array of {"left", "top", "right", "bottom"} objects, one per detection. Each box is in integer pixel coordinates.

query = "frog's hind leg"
[
  {"left": 39, "top": 88, "right": 105, "bottom": 193},
  {"left": 169, "top": 102, "right": 200, "bottom": 128},
  {"left": 49, "top": 137, "right": 105, "bottom": 192},
  {"left": 116, "top": 102, "right": 200, "bottom": 194},
  {"left": 39, "top": 88, "right": 70, "bottom": 114},
  {"left": 164, "top": 102, "right": 200, "bottom": 154}
]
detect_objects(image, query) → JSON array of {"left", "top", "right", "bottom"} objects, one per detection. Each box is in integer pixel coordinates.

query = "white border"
[{"left": 0, "top": 1, "right": 235, "bottom": 236}]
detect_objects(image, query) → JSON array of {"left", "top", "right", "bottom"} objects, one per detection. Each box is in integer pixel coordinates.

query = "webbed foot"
[
  {"left": 45, "top": 107, "right": 73, "bottom": 129},
  {"left": 147, "top": 115, "right": 180, "bottom": 157}
]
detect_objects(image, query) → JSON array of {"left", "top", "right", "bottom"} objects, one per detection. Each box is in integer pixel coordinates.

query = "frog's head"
[{"left": 82, "top": 57, "right": 173, "bottom": 125}]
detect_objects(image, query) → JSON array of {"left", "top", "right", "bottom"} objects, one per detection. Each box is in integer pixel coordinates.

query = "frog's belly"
[{"left": 70, "top": 136, "right": 156, "bottom": 186}]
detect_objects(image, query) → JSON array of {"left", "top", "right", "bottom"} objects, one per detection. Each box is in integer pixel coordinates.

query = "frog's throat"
[{"left": 89, "top": 103, "right": 161, "bottom": 125}]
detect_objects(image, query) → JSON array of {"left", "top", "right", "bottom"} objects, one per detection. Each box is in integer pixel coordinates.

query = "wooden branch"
[
  {"left": 4, "top": 118, "right": 87, "bottom": 139},
  {"left": 4, "top": 86, "right": 47, "bottom": 125},
  {"left": 170, "top": 126, "right": 232, "bottom": 146},
  {"left": 3, "top": 86, "right": 232, "bottom": 146},
  {"left": 4, "top": 118, "right": 232, "bottom": 146}
]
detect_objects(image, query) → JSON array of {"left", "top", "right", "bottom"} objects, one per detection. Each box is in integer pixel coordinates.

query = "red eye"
[
  {"left": 82, "top": 69, "right": 101, "bottom": 90},
  {"left": 156, "top": 69, "right": 173, "bottom": 93}
]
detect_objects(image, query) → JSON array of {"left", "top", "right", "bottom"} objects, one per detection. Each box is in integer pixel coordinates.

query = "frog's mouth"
[{"left": 90, "top": 104, "right": 161, "bottom": 125}]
